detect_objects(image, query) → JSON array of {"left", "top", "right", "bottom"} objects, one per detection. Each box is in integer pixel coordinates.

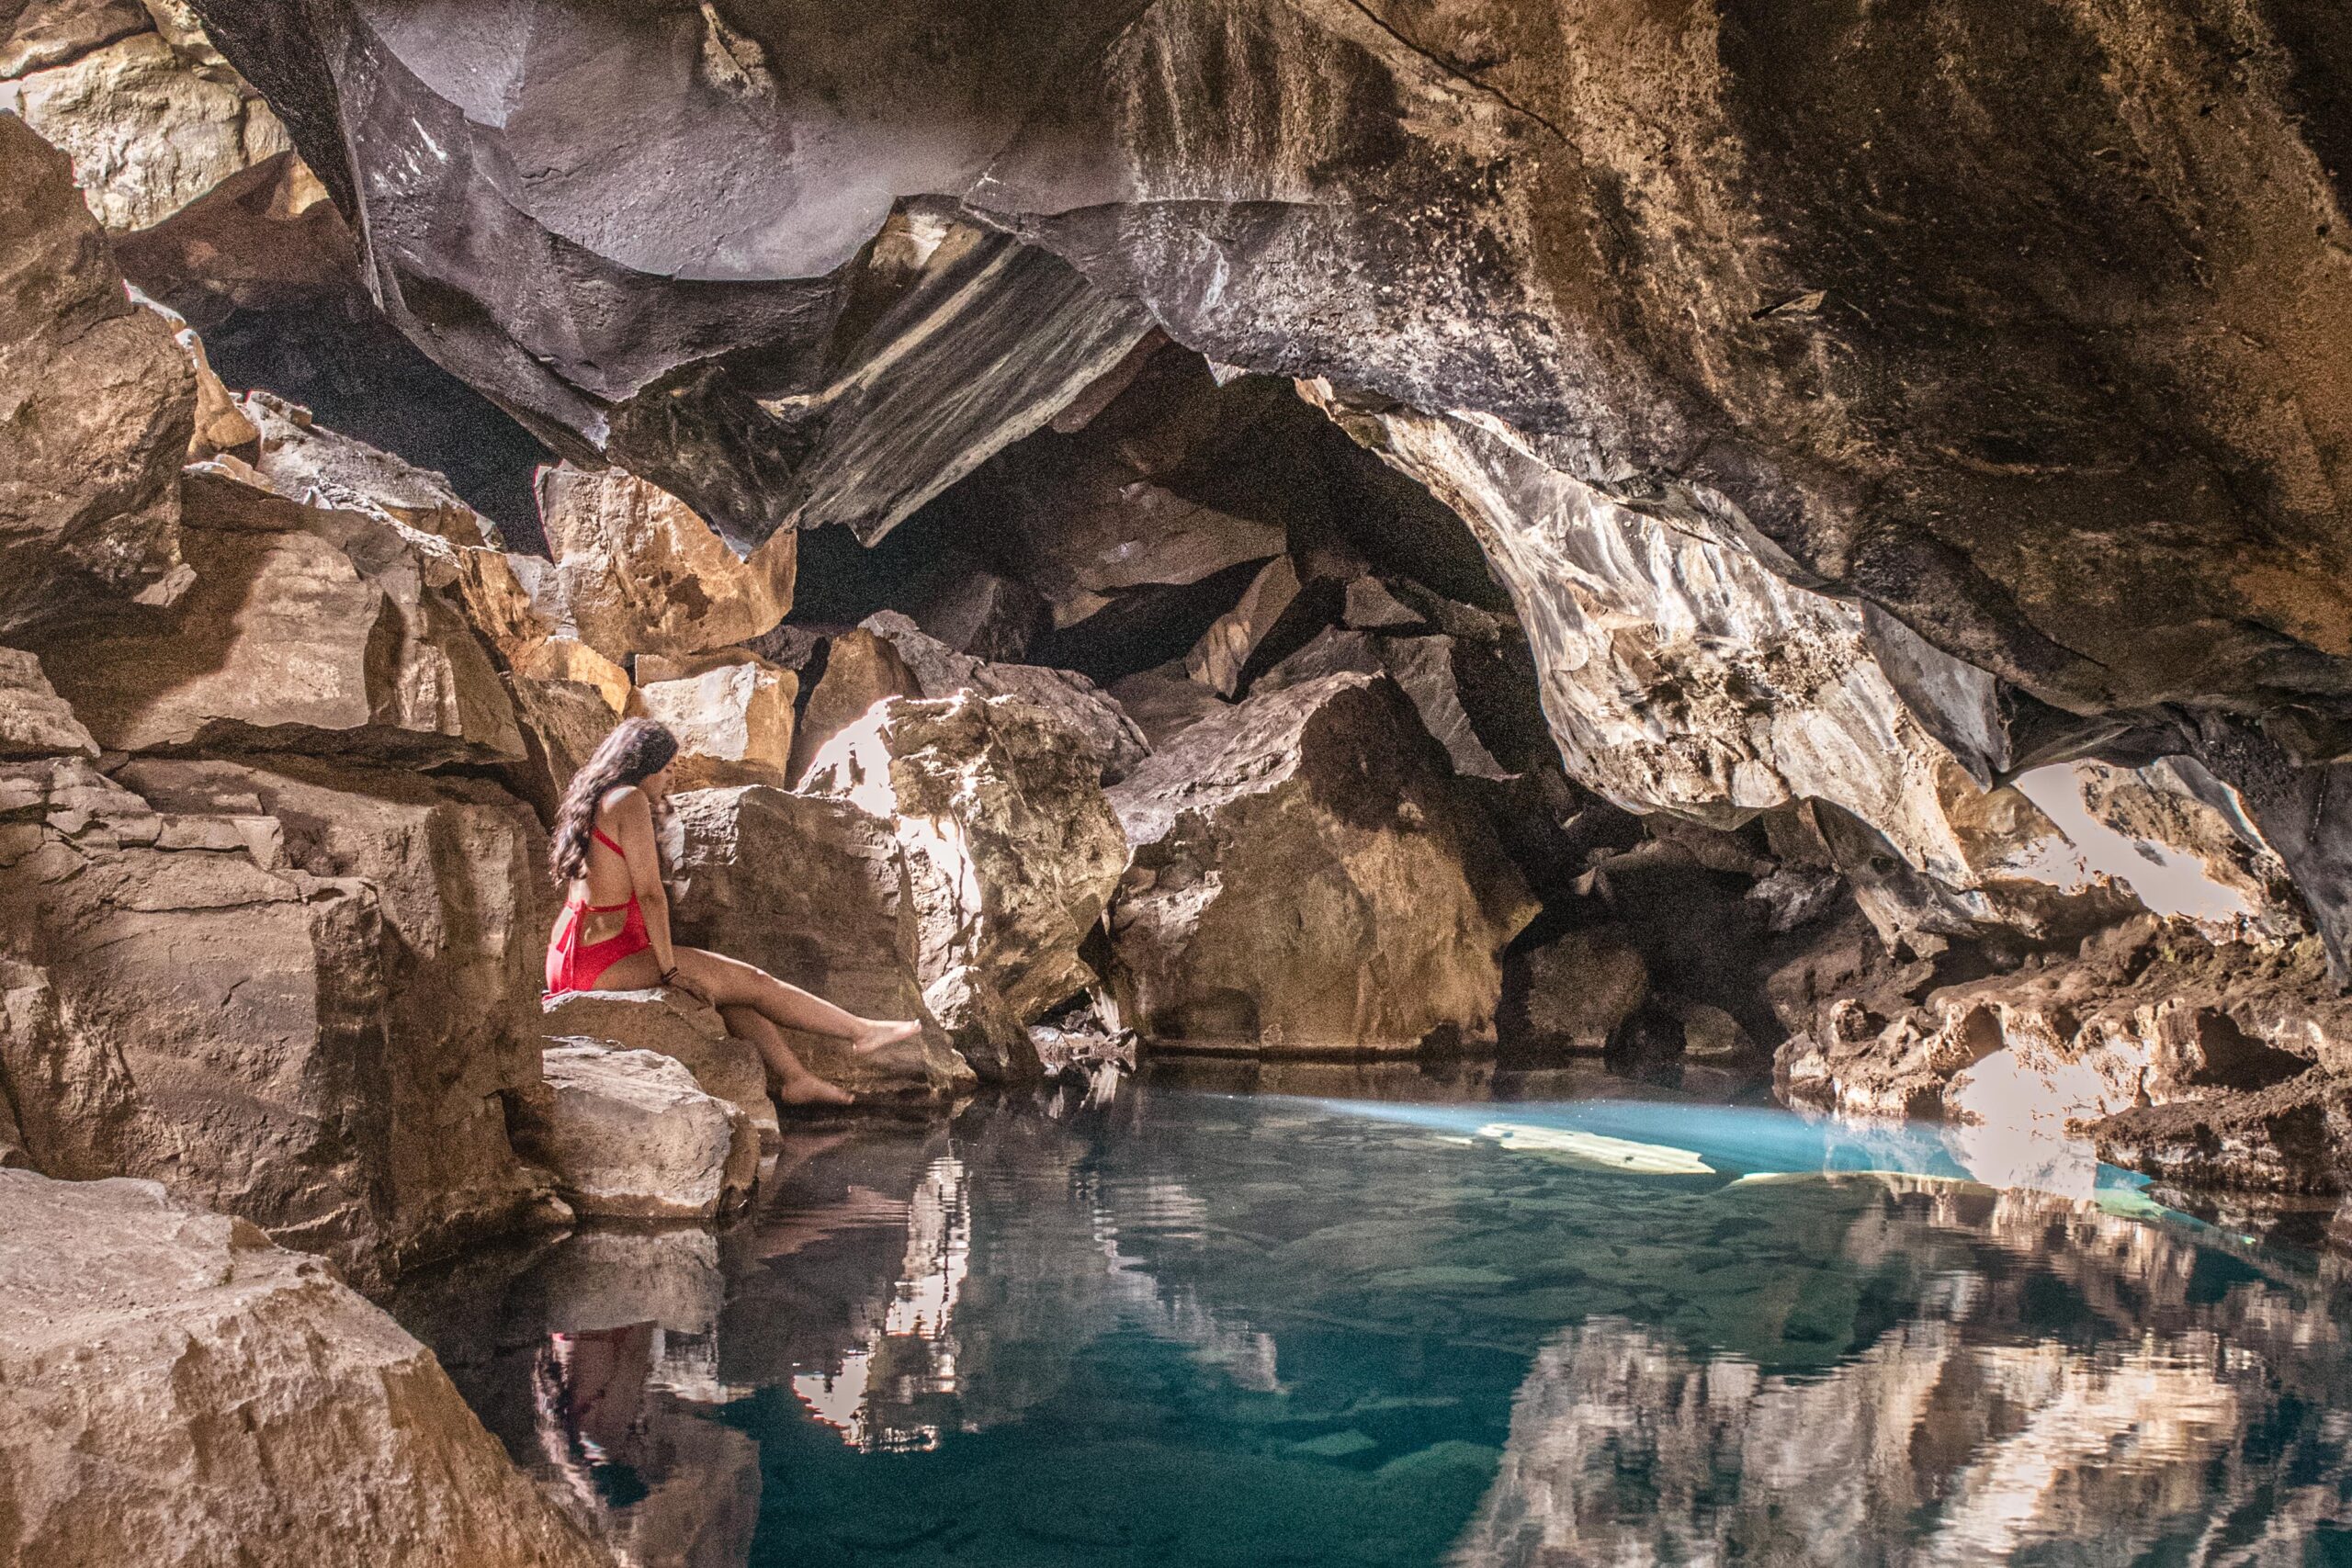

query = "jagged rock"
[
  {"left": 0, "top": 1170, "right": 611, "bottom": 1568},
  {"left": 864, "top": 611, "right": 1148, "bottom": 783},
  {"left": 1105, "top": 665, "right": 1227, "bottom": 750},
  {"left": 50, "top": 461, "right": 526, "bottom": 760},
  {"left": 1106, "top": 671, "right": 1537, "bottom": 1054},
  {"left": 1184, "top": 555, "right": 1299, "bottom": 698},
  {"left": 535, "top": 462, "right": 796, "bottom": 660},
  {"left": 2092, "top": 1076, "right": 2352, "bottom": 1197},
  {"left": 906, "top": 566, "right": 1044, "bottom": 660},
  {"left": 1341, "top": 577, "right": 1421, "bottom": 630},
  {"left": 667, "top": 784, "right": 974, "bottom": 1098},
  {"left": 633, "top": 649, "right": 797, "bottom": 788},
  {"left": 539, "top": 987, "right": 778, "bottom": 1146},
  {"left": 1780, "top": 915, "right": 2352, "bottom": 1136},
  {"left": 787, "top": 626, "right": 916, "bottom": 784},
  {"left": 1500, "top": 927, "right": 1650, "bottom": 1055},
  {"left": 517, "top": 1044, "right": 754, "bottom": 1221},
  {"left": 0, "top": 0, "right": 151, "bottom": 78},
  {"left": 132, "top": 286, "right": 257, "bottom": 458},
  {"left": 2064, "top": 757, "right": 2308, "bottom": 942},
  {"left": 801, "top": 693, "right": 1128, "bottom": 1022},
  {"left": 0, "top": 113, "right": 191, "bottom": 638},
  {"left": 10, "top": 23, "right": 289, "bottom": 232},
  {"left": 923, "top": 964, "right": 1043, "bottom": 1084},
  {"left": 241, "top": 390, "right": 492, "bottom": 545},
  {"left": 0, "top": 648, "right": 96, "bottom": 757},
  {"left": 1262, "top": 627, "right": 1509, "bottom": 780},
  {"left": 0, "top": 753, "right": 561, "bottom": 1285}
]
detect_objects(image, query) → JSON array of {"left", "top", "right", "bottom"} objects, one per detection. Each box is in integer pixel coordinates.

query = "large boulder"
[
  {"left": 514, "top": 1044, "right": 756, "bottom": 1222},
  {"left": 1105, "top": 671, "right": 1538, "bottom": 1054},
  {"left": 863, "top": 611, "right": 1148, "bottom": 783},
  {"left": 0, "top": 754, "right": 561, "bottom": 1285},
  {"left": 539, "top": 987, "right": 777, "bottom": 1146},
  {"left": 0, "top": 648, "right": 97, "bottom": 759},
  {"left": 668, "top": 784, "right": 974, "bottom": 1097},
  {"left": 801, "top": 692, "right": 1129, "bottom": 1023},
  {"left": 633, "top": 648, "right": 798, "bottom": 789},
  {"left": 46, "top": 462, "right": 526, "bottom": 761},
  {"left": 0, "top": 1169, "right": 612, "bottom": 1568},
  {"left": 0, "top": 112, "right": 192, "bottom": 639},
  {"left": 786, "top": 626, "right": 917, "bottom": 783},
  {"left": 535, "top": 462, "right": 796, "bottom": 661}
]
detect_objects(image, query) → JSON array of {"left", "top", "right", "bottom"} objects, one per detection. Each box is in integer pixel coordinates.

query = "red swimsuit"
[{"left": 545, "top": 827, "right": 651, "bottom": 996}]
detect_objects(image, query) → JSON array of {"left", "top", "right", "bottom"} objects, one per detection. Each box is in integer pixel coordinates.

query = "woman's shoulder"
[{"left": 594, "top": 783, "right": 650, "bottom": 820}]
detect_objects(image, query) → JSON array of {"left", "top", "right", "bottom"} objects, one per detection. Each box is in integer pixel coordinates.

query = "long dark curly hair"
[{"left": 550, "top": 718, "right": 680, "bottom": 885}]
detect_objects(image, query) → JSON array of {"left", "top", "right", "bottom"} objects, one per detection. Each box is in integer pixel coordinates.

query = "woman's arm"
[{"left": 608, "top": 787, "right": 684, "bottom": 984}]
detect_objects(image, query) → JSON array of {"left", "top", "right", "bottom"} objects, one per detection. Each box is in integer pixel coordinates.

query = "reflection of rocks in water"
[{"left": 1455, "top": 1179, "right": 2352, "bottom": 1568}]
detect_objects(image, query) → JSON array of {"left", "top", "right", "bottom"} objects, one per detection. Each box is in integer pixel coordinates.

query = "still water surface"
[{"left": 398, "top": 1076, "right": 2352, "bottom": 1567}]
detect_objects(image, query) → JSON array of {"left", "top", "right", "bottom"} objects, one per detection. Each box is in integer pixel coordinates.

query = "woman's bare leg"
[
  {"left": 720, "top": 1003, "right": 853, "bottom": 1107},
  {"left": 596, "top": 946, "right": 921, "bottom": 1057}
]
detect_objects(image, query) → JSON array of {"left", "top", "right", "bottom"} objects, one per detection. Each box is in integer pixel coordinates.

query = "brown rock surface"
[
  {"left": 0, "top": 112, "right": 191, "bottom": 638},
  {"left": 1106, "top": 671, "right": 1537, "bottom": 1055},
  {"left": 1184, "top": 555, "right": 1301, "bottom": 699},
  {"left": 514, "top": 1044, "right": 755, "bottom": 1222},
  {"left": 668, "top": 784, "right": 974, "bottom": 1097},
  {"left": 0, "top": 648, "right": 97, "bottom": 758},
  {"left": 535, "top": 462, "right": 796, "bottom": 660},
  {"left": 0, "top": 753, "right": 560, "bottom": 1284},
  {"left": 1502, "top": 927, "right": 1651, "bottom": 1055},
  {"left": 786, "top": 626, "right": 916, "bottom": 784},
  {"left": 49, "top": 463, "right": 526, "bottom": 761},
  {"left": 0, "top": 1169, "right": 613, "bottom": 1568},
  {"left": 801, "top": 692, "right": 1129, "bottom": 1021}
]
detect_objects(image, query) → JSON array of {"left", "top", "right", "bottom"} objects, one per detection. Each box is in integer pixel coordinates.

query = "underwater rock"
[
  {"left": 667, "top": 784, "right": 973, "bottom": 1097},
  {"left": 535, "top": 462, "right": 796, "bottom": 661},
  {"left": 1106, "top": 671, "right": 1536, "bottom": 1054},
  {"left": 516, "top": 1043, "right": 755, "bottom": 1222},
  {"left": 539, "top": 987, "right": 778, "bottom": 1147},
  {"left": 801, "top": 692, "right": 1129, "bottom": 1023},
  {"left": 0, "top": 1169, "right": 611, "bottom": 1568},
  {"left": 0, "top": 113, "right": 191, "bottom": 639},
  {"left": 633, "top": 648, "right": 797, "bottom": 789}
]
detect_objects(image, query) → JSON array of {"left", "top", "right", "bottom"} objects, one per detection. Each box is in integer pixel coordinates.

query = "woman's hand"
[{"left": 662, "top": 964, "right": 712, "bottom": 1007}]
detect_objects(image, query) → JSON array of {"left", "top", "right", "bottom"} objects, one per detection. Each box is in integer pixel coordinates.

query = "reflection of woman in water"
[
  {"left": 543, "top": 718, "right": 920, "bottom": 1108},
  {"left": 534, "top": 1323, "right": 657, "bottom": 1512}
]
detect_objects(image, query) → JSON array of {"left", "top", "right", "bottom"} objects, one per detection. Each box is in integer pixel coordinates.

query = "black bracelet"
[{"left": 660, "top": 965, "right": 680, "bottom": 986}]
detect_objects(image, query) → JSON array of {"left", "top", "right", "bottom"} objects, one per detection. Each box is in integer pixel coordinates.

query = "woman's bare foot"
[
  {"left": 774, "top": 1073, "right": 855, "bottom": 1109},
  {"left": 851, "top": 1018, "right": 922, "bottom": 1055}
]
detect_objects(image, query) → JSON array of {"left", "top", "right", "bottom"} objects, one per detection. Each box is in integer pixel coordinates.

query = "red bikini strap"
[{"left": 591, "top": 827, "right": 628, "bottom": 859}]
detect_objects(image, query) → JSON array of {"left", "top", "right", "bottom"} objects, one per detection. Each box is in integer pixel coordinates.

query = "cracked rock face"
[
  {"left": 0, "top": 1168, "right": 609, "bottom": 1568},
  {"left": 1106, "top": 671, "right": 1537, "bottom": 1054},
  {"left": 188, "top": 0, "right": 2352, "bottom": 735}
]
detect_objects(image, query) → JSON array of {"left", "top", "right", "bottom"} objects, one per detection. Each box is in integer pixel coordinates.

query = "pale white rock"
[
  {"left": 518, "top": 1044, "right": 756, "bottom": 1221},
  {"left": 668, "top": 784, "right": 975, "bottom": 1097},
  {"left": 635, "top": 649, "right": 798, "bottom": 787},
  {"left": 12, "top": 26, "right": 288, "bottom": 231},
  {"left": 536, "top": 462, "right": 796, "bottom": 660},
  {"left": 786, "top": 625, "right": 916, "bottom": 783},
  {"left": 0, "top": 1169, "right": 613, "bottom": 1568},
  {"left": 540, "top": 987, "right": 779, "bottom": 1145},
  {"left": 242, "top": 390, "right": 494, "bottom": 545},
  {"left": 863, "top": 610, "right": 1148, "bottom": 783},
  {"left": 802, "top": 692, "right": 1129, "bottom": 1022}
]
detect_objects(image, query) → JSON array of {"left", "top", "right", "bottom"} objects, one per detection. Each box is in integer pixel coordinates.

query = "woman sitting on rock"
[{"left": 545, "top": 717, "right": 920, "bottom": 1107}]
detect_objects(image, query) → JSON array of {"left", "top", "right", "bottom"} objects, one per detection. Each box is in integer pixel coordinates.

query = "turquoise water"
[{"left": 401, "top": 1080, "right": 2352, "bottom": 1567}]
